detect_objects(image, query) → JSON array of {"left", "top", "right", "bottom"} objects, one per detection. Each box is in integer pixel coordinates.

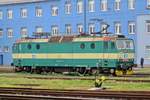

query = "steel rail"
[{"left": 0, "top": 87, "right": 149, "bottom": 99}]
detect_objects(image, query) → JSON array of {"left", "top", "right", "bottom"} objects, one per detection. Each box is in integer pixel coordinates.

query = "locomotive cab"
[{"left": 115, "top": 37, "right": 135, "bottom": 75}]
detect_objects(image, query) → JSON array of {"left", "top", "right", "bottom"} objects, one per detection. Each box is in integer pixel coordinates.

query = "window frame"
[
  {"left": 51, "top": 6, "right": 58, "bottom": 16},
  {"left": 21, "top": 27, "right": 28, "bottom": 38},
  {"left": 146, "top": 21, "right": 150, "bottom": 34},
  {"left": 77, "top": 0, "right": 83, "bottom": 14},
  {"left": 0, "top": 10, "right": 3, "bottom": 19},
  {"left": 36, "top": 26, "right": 43, "bottom": 33},
  {"left": 3, "top": 46, "right": 9, "bottom": 53},
  {"left": 115, "top": 22, "right": 121, "bottom": 34},
  {"left": 65, "top": 0, "right": 71, "bottom": 14},
  {"left": 128, "top": 0, "right": 135, "bottom": 10},
  {"left": 77, "top": 24, "right": 83, "bottom": 34},
  {"left": 7, "top": 9, "right": 13, "bottom": 19},
  {"left": 88, "top": 23, "right": 95, "bottom": 34},
  {"left": 7, "top": 28, "right": 13, "bottom": 38},
  {"left": 101, "top": 23, "right": 107, "bottom": 33},
  {"left": 145, "top": 45, "right": 150, "bottom": 59},
  {"left": 128, "top": 21, "right": 136, "bottom": 34},
  {"left": 65, "top": 24, "right": 72, "bottom": 35},
  {"left": 35, "top": 7, "right": 43, "bottom": 17},
  {"left": 114, "top": 0, "right": 121, "bottom": 11},
  {"left": 88, "top": 0, "right": 95, "bottom": 12},
  {"left": 147, "top": 0, "right": 150, "bottom": 8},
  {"left": 101, "top": 0, "right": 108, "bottom": 11},
  {"left": 51, "top": 25, "right": 59, "bottom": 36},
  {"left": 0, "top": 29, "right": 3, "bottom": 38},
  {"left": 21, "top": 8, "right": 27, "bottom": 18}
]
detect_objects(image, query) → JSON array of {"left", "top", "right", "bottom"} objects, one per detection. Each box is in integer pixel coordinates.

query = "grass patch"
[
  {"left": 0, "top": 68, "right": 150, "bottom": 91},
  {"left": 0, "top": 76, "right": 150, "bottom": 91}
]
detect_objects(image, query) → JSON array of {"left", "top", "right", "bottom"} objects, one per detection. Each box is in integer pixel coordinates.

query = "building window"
[
  {"left": 101, "top": 0, "right": 108, "bottom": 11},
  {"left": 77, "top": 0, "right": 83, "bottom": 13},
  {"left": 88, "top": 0, "right": 95, "bottom": 12},
  {"left": 88, "top": 23, "right": 95, "bottom": 34},
  {"left": 114, "top": 0, "right": 121, "bottom": 11},
  {"left": 21, "top": 27, "right": 28, "bottom": 38},
  {"left": 36, "top": 7, "right": 42, "bottom": 17},
  {"left": 0, "top": 10, "right": 3, "bottom": 19},
  {"left": 0, "top": 29, "right": 3, "bottom": 38},
  {"left": 145, "top": 46, "right": 150, "bottom": 59},
  {"left": 51, "top": 6, "right": 58, "bottom": 16},
  {"left": 65, "top": 24, "right": 72, "bottom": 35},
  {"left": 147, "top": 0, "right": 150, "bottom": 8},
  {"left": 101, "top": 23, "right": 107, "bottom": 33},
  {"left": 0, "top": 46, "right": 2, "bottom": 53},
  {"left": 36, "top": 26, "right": 43, "bottom": 33},
  {"left": 3, "top": 46, "right": 9, "bottom": 52},
  {"left": 7, "top": 9, "right": 13, "bottom": 19},
  {"left": 21, "top": 8, "right": 27, "bottom": 18},
  {"left": 128, "top": 0, "right": 135, "bottom": 10},
  {"left": 115, "top": 22, "right": 121, "bottom": 34},
  {"left": 77, "top": 24, "right": 83, "bottom": 34},
  {"left": 128, "top": 21, "right": 135, "bottom": 34},
  {"left": 51, "top": 25, "right": 59, "bottom": 36},
  {"left": 146, "top": 21, "right": 150, "bottom": 33},
  {"left": 7, "top": 28, "right": 13, "bottom": 38},
  {"left": 65, "top": 0, "right": 71, "bottom": 14}
]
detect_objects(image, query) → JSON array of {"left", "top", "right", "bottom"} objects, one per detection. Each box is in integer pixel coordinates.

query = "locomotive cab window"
[
  {"left": 80, "top": 43, "right": 85, "bottom": 49},
  {"left": 36, "top": 44, "right": 40, "bottom": 50},
  {"left": 27, "top": 44, "right": 32, "bottom": 50},
  {"left": 90, "top": 43, "right": 95, "bottom": 49}
]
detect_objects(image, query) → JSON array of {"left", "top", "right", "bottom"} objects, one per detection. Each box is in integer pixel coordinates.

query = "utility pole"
[{"left": 84, "top": 0, "right": 86, "bottom": 33}]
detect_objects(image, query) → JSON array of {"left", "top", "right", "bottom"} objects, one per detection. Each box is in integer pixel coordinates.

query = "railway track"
[{"left": 0, "top": 87, "right": 149, "bottom": 100}]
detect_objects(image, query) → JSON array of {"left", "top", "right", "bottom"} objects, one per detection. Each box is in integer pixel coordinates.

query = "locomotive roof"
[{"left": 16, "top": 35, "right": 120, "bottom": 43}]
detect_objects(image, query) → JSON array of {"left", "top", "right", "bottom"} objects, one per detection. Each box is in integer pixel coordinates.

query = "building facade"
[{"left": 0, "top": 0, "right": 150, "bottom": 66}]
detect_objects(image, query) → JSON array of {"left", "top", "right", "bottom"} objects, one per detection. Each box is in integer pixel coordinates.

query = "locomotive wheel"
[{"left": 115, "top": 70, "right": 123, "bottom": 76}]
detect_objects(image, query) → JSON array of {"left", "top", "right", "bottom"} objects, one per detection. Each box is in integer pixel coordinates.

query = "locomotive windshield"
[{"left": 116, "top": 40, "right": 134, "bottom": 49}]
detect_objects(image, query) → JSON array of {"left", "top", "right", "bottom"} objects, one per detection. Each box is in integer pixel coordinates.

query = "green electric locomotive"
[{"left": 12, "top": 32, "right": 135, "bottom": 76}]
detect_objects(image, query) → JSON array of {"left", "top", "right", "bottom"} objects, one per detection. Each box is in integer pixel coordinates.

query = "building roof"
[{"left": 0, "top": 0, "right": 48, "bottom": 5}]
